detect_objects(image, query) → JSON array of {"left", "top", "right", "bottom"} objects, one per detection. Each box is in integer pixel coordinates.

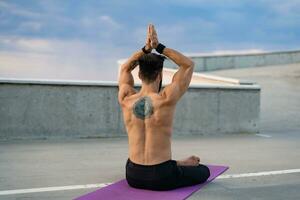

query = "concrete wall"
[
  {"left": 0, "top": 79, "right": 260, "bottom": 140},
  {"left": 164, "top": 50, "right": 300, "bottom": 72}
]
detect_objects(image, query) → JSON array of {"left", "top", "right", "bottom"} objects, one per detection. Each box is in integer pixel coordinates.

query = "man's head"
[{"left": 138, "top": 53, "right": 165, "bottom": 86}]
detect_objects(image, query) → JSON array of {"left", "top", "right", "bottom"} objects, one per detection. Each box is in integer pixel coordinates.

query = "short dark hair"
[{"left": 138, "top": 53, "right": 166, "bottom": 83}]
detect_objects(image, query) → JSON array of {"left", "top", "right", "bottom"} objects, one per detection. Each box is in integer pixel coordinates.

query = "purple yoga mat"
[{"left": 74, "top": 165, "right": 229, "bottom": 200}]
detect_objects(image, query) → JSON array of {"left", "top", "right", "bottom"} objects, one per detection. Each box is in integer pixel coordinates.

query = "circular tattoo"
[{"left": 133, "top": 96, "right": 154, "bottom": 120}]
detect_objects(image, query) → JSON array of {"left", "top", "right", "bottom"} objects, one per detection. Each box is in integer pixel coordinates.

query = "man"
[{"left": 118, "top": 24, "right": 210, "bottom": 191}]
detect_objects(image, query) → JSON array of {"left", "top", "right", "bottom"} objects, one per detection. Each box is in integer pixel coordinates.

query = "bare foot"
[{"left": 176, "top": 155, "right": 200, "bottom": 166}]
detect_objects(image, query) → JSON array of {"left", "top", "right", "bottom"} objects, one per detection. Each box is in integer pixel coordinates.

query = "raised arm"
[
  {"left": 118, "top": 51, "right": 142, "bottom": 104},
  {"left": 149, "top": 24, "right": 194, "bottom": 104},
  {"left": 118, "top": 25, "right": 152, "bottom": 104},
  {"left": 161, "top": 47, "right": 194, "bottom": 103}
]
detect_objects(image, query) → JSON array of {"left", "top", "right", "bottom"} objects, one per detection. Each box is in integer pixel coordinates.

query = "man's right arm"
[{"left": 161, "top": 47, "right": 194, "bottom": 104}]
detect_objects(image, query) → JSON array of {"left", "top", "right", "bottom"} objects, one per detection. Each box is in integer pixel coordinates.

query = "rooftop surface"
[{"left": 0, "top": 63, "right": 300, "bottom": 200}]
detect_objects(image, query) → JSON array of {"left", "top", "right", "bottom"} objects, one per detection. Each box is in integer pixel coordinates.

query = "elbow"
[
  {"left": 185, "top": 60, "right": 194, "bottom": 69},
  {"left": 178, "top": 58, "right": 195, "bottom": 69},
  {"left": 120, "top": 64, "right": 129, "bottom": 73},
  {"left": 190, "top": 60, "right": 195, "bottom": 68}
]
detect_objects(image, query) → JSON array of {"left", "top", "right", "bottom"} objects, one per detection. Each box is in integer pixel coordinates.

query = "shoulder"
[
  {"left": 118, "top": 84, "right": 136, "bottom": 105},
  {"left": 158, "top": 84, "right": 180, "bottom": 106}
]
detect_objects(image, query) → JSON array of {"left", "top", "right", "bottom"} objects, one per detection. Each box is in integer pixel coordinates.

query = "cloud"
[
  {"left": 1, "top": 37, "right": 53, "bottom": 53},
  {"left": 163, "top": 0, "right": 247, "bottom": 8},
  {"left": 0, "top": 0, "right": 299, "bottom": 81},
  {"left": 99, "top": 15, "right": 121, "bottom": 29},
  {"left": 0, "top": 1, "right": 41, "bottom": 18},
  {"left": 0, "top": 36, "right": 123, "bottom": 81},
  {"left": 79, "top": 15, "right": 122, "bottom": 40},
  {"left": 81, "top": 15, "right": 121, "bottom": 30},
  {"left": 18, "top": 21, "right": 42, "bottom": 32},
  {"left": 267, "top": 0, "right": 300, "bottom": 14},
  {"left": 264, "top": 1, "right": 300, "bottom": 29}
]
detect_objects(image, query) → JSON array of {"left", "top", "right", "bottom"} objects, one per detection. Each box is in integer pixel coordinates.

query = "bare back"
[
  {"left": 121, "top": 91, "right": 176, "bottom": 165},
  {"left": 118, "top": 36, "right": 194, "bottom": 165}
]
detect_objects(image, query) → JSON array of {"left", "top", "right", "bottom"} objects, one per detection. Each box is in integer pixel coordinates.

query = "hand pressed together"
[{"left": 145, "top": 24, "right": 159, "bottom": 51}]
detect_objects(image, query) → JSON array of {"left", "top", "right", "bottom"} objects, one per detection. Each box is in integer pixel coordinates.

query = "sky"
[{"left": 0, "top": 0, "right": 299, "bottom": 81}]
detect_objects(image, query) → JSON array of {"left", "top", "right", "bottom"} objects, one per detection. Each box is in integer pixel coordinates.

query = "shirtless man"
[{"left": 118, "top": 24, "right": 210, "bottom": 191}]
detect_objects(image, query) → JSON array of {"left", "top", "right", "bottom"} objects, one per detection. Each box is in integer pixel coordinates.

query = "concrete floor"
[{"left": 1, "top": 63, "right": 300, "bottom": 199}]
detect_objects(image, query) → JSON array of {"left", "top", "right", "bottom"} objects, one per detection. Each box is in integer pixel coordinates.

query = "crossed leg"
[{"left": 174, "top": 155, "right": 210, "bottom": 187}]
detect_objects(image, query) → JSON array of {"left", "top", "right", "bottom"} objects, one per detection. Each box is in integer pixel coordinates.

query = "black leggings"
[{"left": 125, "top": 158, "right": 210, "bottom": 191}]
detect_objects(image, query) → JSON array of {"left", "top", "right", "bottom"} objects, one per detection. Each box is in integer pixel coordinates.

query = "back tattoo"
[{"left": 133, "top": 96, "right": 154, "bottom": 119}]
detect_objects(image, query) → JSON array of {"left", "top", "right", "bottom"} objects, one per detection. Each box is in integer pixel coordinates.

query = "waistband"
[{"left": 126, "top": 158, "right": 174, "bottom": 168}]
